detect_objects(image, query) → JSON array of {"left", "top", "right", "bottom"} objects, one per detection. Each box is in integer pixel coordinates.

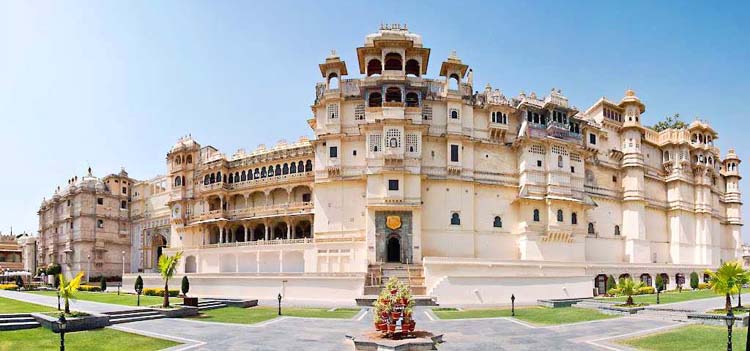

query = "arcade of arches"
[{"left": 593, "top": 271, "right": 706, "bottom": 295}]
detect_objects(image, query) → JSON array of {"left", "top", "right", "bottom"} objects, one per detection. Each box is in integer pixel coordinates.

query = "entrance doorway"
[
  {"left": 387, "top": 237, "right": 400, "bottom": 263},
  {"left": 594, "top": 274, "right": 607, "bottom": 295}
]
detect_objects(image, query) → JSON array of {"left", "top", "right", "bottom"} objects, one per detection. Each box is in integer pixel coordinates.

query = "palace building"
[{"left": 44, "top": 26, "right": 744, "bottom": 304}]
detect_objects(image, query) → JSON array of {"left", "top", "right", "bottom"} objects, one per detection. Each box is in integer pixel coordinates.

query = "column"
[
  {"left": 286, "top": 220, "right": 291, "bottom": 240},
  {"left": 279, "top": 250, "right": 283, "bottom": 273},
  {"left": 243, "top": 223, "right": 249, "bottom": 242},
  {"left": 265, "top": 220, "right": 270, "bottom": 240},
  {"left": 256, "top": 251, "right": 260, "bottom": 273}
]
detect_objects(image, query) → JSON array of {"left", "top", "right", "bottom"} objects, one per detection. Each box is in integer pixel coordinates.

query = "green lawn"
[
  {"left": 0, "top": 296, "right": 58, "bottom": 314},
  {"left": 0, "top": 327, "right": 179, "bottom": 351},
  {"left": 432, "top": 306, "right": 616, "bottom": 325},
  {"left": 190, "top": 306, "right": 361, "bottom": 324},
  {"left": 30, "top": 290, "right": 165, "bottom": 307},
  {"left": 598, "top": 289, "right": 717, "bottom": 305},
  {"left": 619, "top": 325, "right": 746, "bottom": 351}
]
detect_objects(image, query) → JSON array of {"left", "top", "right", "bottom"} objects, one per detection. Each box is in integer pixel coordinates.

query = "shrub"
[
  {"left": 143, "top": 288, "right": 179, "bottom": 297},
  {"left": 100, "top": 276, "right": 107, "bottom": 291},
  {"left": 134, "top": 275, "right": 144, "bottom": 295},
  {"left": 45, "top": 263, "right": 62, "bottom": 276},
  {"left": 79, "top": 285, "right": 102, "bottom": 292},
  {"left": 655, "top": 274, "right": 665, "bottom": 292},
  {"left": 181, "top": 276, "right": 190, "bottom": 297},
  {"left": 698, "top": 282, "right": 710, "bottom": 290},
  {"left": 607, "top": 288, "right": 620, "bottom": 296},
  {"left": 607, "top": 275, "right": 617, "bottom": 291},
  {"left": 0, "top": 284, "right": 18, "bottom": 290},
  {"left": 690, "top": 272, "right": 699, "bottom": 290},
  {"left": 15, "top": 275, "right": 23, "bottom": 288},
  {"left": 638, "top": 286, "right": 655, "bottom": 295}
]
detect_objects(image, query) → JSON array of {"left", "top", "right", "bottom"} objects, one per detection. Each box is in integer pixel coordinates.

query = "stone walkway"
[{"left": 2, "top": 291, "right": 745, "bottom": 350}]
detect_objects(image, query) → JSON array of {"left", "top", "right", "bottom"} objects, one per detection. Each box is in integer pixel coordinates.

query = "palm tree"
[
  {"left": 58, "top": 272, "right": 84, "bottom": 314},
  {"left": 158, "top": 251, "right": 183, "bottom": 308},
  {"left": 618, "top": 278, "right": 645, "bottom": 306},
  {"left": 706, "top": 261, "right": 746, "bottom": 312},
  {"left": 736, "top": 270, "right": 750, "bottom": 308}
]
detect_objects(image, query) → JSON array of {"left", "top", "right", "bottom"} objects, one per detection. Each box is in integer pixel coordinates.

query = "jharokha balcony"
[{"left": 189, "top": 201, "right": 313, "bottom": 223}]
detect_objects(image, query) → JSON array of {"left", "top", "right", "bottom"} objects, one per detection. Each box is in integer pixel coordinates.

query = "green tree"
[
  {"left": 100, "top": 276, "right": 107, "bottom": 292},
  {"left": 181, "top": 276, "right": 190, "bottom": 297},
  {"left": 735, "top": 270, "right": 750, "bottom": 308},
  {"left": 690, "top": 272, "right": 699, "bottom": 290},
  {"left": 607, "top": 275, "right": 617, "bottom": 291},
  {"left": 706, "top": 261, "right": 746, "bottom": 312},
  {"left": 655, "top": 274, "right": 665, "bottom": 292},
  {"left": 59, "top": 272, "right": 84, "bottom": 314},
  {"left": 652, "top": 113, "right": 687, "bottom": 132},
  {"left": 619, "top": 278, "right": 646, "bottom": 306},
  {"left": 15, "top": 275, "right": 23, "bottom": 289},
  {"left": 158, "top": 252, "right": 183, "bottom": 308},
  {"left": 134, "top": 275, "right": 144, "bottom": 306}
]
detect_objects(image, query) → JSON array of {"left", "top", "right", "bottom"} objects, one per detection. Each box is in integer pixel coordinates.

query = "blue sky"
[{"left": 0, "top": 1, "right": 748, "bottom": 241}]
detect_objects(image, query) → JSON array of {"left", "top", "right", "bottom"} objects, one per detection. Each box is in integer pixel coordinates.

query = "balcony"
[
  {"left": 201, "top": 182, "right": 231, "bottom": 193},
  {"left": 200, "top": 237, "right": 313, "bottom": 249},
  {"left": 226, "top": 201, "right": 313, "bottom": 220},
  {"left": 228, "top": 171, "right": 313, "bottom": 191}
]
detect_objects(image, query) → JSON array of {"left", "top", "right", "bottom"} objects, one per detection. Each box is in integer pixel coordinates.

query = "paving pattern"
[{"left": 2, "top": 290, "right": 745, "bottom": 350}]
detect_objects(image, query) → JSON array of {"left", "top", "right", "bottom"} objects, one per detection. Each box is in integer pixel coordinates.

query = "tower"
[
  {"left": 722, "top": 149, "right": 743, "bottom": 260},
  {"left": 618, "top": 89, "right": 650, "bottom": 263}
]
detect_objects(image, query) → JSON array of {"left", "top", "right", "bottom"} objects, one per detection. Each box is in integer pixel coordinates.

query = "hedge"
[
  {"left": 698, "top": 282, "right": 710, "bottom": 290},
  {"left": 79, "top": 285, "right": 102, "bottom": 292},
  {"left": 143, "top": 288, "right": 179, "bottom": 297},
  {"left": 0, "top": 284, "right": 18, "bottom": 291},
  {"left": 638, "top": 286, "right": 655, "bottom": 295}
]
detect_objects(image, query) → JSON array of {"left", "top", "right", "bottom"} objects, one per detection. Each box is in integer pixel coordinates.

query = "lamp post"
[
  {"left": 511, "top": 294, "right": 516, "bottom": 316},
  {"left": 656, "top": 289, "right": 660, "bottom": 305},
  {"left": 120, "top": 251, "right": 125, "bottom": 296},
  {"left": 58, "top": 313, "right": 67, "bottom": 351},
  {"left": 277, "top": 293, "right": 282, "bottom": 316},
  {"left": 746, "top": 308, "right": 749, "bottom": 351},
  {"left": 87, "top": 254, "right": 91, "bottom": 283},
  {"left": 727, "top": 309, "right": 734, "bottom": 351},
  {"left": 57, "top": 290, "right": 60, "bottom": 311}
]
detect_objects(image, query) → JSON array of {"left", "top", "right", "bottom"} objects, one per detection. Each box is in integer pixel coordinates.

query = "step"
[
  {"left": 0, "top": 313, "right": 33, "bottom": 318},
  {"left": 356, "top": 295, "right": 438, "bottom": 307},
  {"left": 0, "top": 321, "right": 40, "bottom": 331},
  {"left": 109, "top": 314, "right": 164, "bottom": 325},
  {"left": 104, "top": 309, "right": 156, "bottom": 316},
  {"left": 0, "top": 316, "right": 36, "bottom": 324}
]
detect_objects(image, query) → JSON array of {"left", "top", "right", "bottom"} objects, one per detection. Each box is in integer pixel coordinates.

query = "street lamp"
[
  {"left": 726, "top": 309, "right": 734, "bottom": 351},
  {"left": 746, "top": 308, "right": 749, "bottom": 351},
  {"left": 86, "top": 254, "right": 91, "bottom": 283},
  {"left": 511, "top": 294, "right": 516, "bottom": 316},
  {"left": 120, "top": 251, "right": 125, "bottom": 296},
  {"left": 277, "top": 293, "right": 282, "bottom": 316},
  {"left": 58, "top": 313, "right": 67, "bottom": 351},
  {"left": 656, "top": 289, "right": 660, "bottom": 305},
  {"left": 57, "top": 290, "right": 61, "bottom": 311}
]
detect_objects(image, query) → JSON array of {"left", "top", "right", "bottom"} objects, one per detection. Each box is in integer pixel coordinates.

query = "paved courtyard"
[{"left": 2, "top": 290, "right": 746, "bottom": 350}]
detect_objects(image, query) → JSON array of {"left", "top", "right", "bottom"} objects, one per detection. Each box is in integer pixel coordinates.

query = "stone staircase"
[
  {"left": 103, "top": 309, "right": 165, "bottom": 325},
  {"left": 634, "top": 308, "right": 693, "bottom": 323},
  {"left": 194, "top": 299, "right": 228, "bottom": 311},
  {"left": 0, "top": 313, "right": 39, "bottom": 331},
  {"left": 364, "top": 263, "right": 427, "bottom": 296},
  {"left": 572, "top": 299, "right": 617, "bottom": 309}
]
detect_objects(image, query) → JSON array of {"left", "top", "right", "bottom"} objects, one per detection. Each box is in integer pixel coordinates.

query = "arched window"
[
  {"left": 267, "top": 166, "right": 274, "bottom": 177},
  {"left": 557, "top": 209, "right": 563, "bottom": 222},
  {"left": 367, "top": 59, "right": 382, "bottom": 76},
  {"left": 181, "top": 176, "right": 185, "bottom": 187},
  {"left": 186, "top": 155, "right": 192, "bottom": 164},
  {"left": 290, "top": 162, "right": 297, "bottom": 173},
  {"left": 369, "top": 92, "right": 382, "bottom": 107},
  {"left": 385, "top": 87, "right": 402, "bottom": 103},
  {"left": 275, "top": 164, "right": 281, "bottom": 176},
  {"left": 449, "top": 74, "right": 460, "bottom": 90},
  {"left": 558, "top": 155, "right": 563, "bottom": 168},
  {"left": 254, "top": 168, "right": 260, "bottom": 178},
  {"left": 327, "top": 73, "right": 339, "bottom": 90},
  {"left": 614, "top": 225, "right": 621, "bottom": 236},
  {"left": 588, "top": 223, "right": 595, "bottom": 235},
  {"left": 450, "top": 212, "right": 461, "bottom": 225},
  {"left": 405, "top": 92, "right": 419, "bottom": 107},
  {"left": 174, "top": 176, "right": 182, "bottom": 187},
  {"left": 533, "top": 209, "right": 540, "bottom": 222},
  {"left": 450, "top": 109, "right": 459, "bottom": 119},
  {"left": 248, "top": 170, "right": 253, "bottom": 180},
  {"left": 572, "top": 212, "right": 578, "bottom": 225},
  {"left": 405, "top": 59, "right": 420, "bottom": 76},
  {"left": 175, "top": 156, "right": 181, "bottom": 165},
  {"left": 241, "top": 171, "right": 246, "bottom": 182},
  {"left": 209, "top": 173, "right": 216, "bottom": 183},
  {"left": 493, "top": 216, "right": 502, "bottom": 228},
  {"left": 260, "top": 168, "right": 267, "bottom": 178},
  {"left": 305, "top": 160, "right": 313, "bottom": 172},
  {"left": 384, "top": 53, "right": 402, "bottom": 71},
  {"left": 228, "top": 174, "right": 234, "bottom": 183},
  {"left": 663, "top": 151, "right": 670, "bottom": 162},
  {"left": 204, "top": 175, "right": 210, "bottom": 185},
  {"left": 282, "top": 163, "right": 289, "bottom": 175},
  {"left": 298, "top": 161, "right": 305, "bottom": 173}
]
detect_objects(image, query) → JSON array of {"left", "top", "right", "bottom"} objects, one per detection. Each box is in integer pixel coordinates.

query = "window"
[
  {"left": 388, "top": 180, "right": 399, "bottom": 191},
  {"left": 614, "top": 225, "right": 621, "bottom": 236},
  {"left": 571, "top": 166, "right": 575, "bottom": 173},
  {"left": 557, "top": 155, "right": 563, "bottom": 168},
  {"left": 386, "top": 129, "right": 401, "bottom": 148},
  {"left": 422, "top": 105, "right": 432, "bottom": 120},
  {"left": 354, "top": 104, "right": 365, "bottom": 120},
  {"left": 588, "top": 223, "right": 595, "bottom": 235},
  {"left": 70, "top": 221, "right": 73, "bottom": 229},
  {"left": 302, "top": 193, "right": 311, "bottom": 202},
  {"left": 537, "top": 160, "right": 542, "bottom": 167},
  {"left": 97, "top": 198, "right": 104, "bottom": 205},
  {"left": 369, "top": 134, "right": 382, "bottom": 152},
  {"left": 571, "top": 212, "right": 578, "bottom": 225},
  {"left": 121, "top": 200, "right": 127, "bottom": 209},
  {"left": 491, "top": 111, "right": 507, "bottom": 124},
  {"left": 557, "top": 209, "right": 563, "bottom": 222},
  {"left": 450, "top": 109, "right": 459, "bottom": 119},
  {"left": 533, "top": 209, "right": 540, "bottom": 222},
  {"left": 589, "top": 133, "right": 597, "bottom": 145},
  {"left": 122, "top": 187, "right": 127, "bottom": 194},
  {"left": 174, "top": 176, "right": 182, "bottom": 187},
  {"left": 406, "top": 134, "right": 419, "bottom": 154},
  {"left": 385, "top": 87, "right": 402, "bottom": 103},
  {"left": 97, "top": 219, "right": 104, "bottom": 229},
  {"left": 405, "top": 92, "right": 419, "bottom": 107},
  {"left": 67, "top": 200, "right": 71, "bottom": 206},
  {"left": 329, "top": 146, "right": 338, "bottom": 158},
  {"left": 450, "top": 213, "right": 461, "bottom": 225},
  {"left": 450, "top": 145, "right": 459, "bottom": 162},
  {"left": 369, "top": 92, "right": 382, "bottom": 107},
  {"left": 353, "top": 150, "right": 357, "bottom": 156},
  {"left": 612, "top": 175, "right": 617, "bottom": 182},
  {"left": 493, "top": 216, "right": 503, "bottom": 228},
  {"left": 327, "top": 104, "right": 339, "bottom": 119}
]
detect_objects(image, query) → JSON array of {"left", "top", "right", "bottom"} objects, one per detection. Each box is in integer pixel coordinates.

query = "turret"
[{"left": 723, "top": 149, "right": 742, "bottom": 204}]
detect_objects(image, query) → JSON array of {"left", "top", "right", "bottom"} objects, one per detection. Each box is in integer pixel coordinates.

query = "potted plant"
[
  {"left": 181, "top": 276, "right": 198, "bottom": 307},
  {"left": 374, "top": 315, "right": 386, "bottom": 331}
]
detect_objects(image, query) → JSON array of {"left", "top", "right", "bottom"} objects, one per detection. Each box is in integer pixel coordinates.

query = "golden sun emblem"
[{"left": 386, "top": 216, "right": 402, "bottom": 230}]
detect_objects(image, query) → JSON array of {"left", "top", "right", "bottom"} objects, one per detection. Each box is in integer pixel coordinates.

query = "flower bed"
[
  {"left": 143, "top": 288, "right": 179, "bottom": 297},
  {"left": 0, "top": 284, "right": 18, "bottom": 291}
]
